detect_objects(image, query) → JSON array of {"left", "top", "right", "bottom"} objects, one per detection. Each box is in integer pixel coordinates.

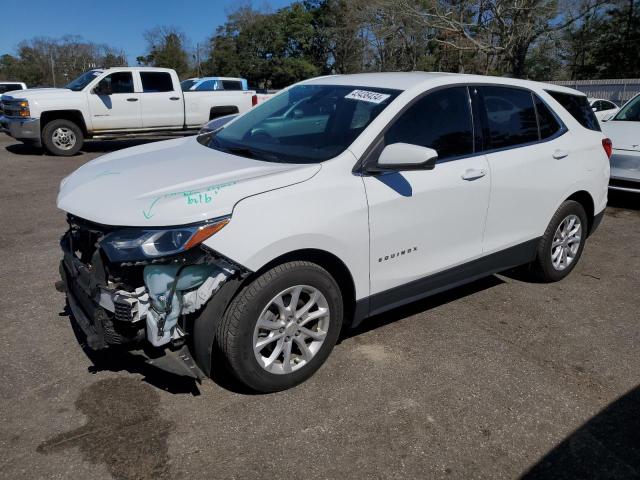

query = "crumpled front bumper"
[
  {"left": 0, "top": 115, "right": 41, "bottom": 145},
  {"left": 58, "top": 228, "right": 242, "bottom": 380}
]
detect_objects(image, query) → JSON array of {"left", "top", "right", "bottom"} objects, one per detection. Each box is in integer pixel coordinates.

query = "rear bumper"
[
  {"left": 0, "top": 115, "right": 41, "bottom": 145},
  {"left": 610, "top": 150, "right": 640, "bottom": 192}
]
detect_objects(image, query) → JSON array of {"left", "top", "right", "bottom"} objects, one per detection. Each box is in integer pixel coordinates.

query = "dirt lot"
[{"left": 0, "top": 134, "right": 639, "bottom": 480}]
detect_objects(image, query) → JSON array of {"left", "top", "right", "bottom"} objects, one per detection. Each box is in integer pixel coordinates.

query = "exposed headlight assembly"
[{"left": 100, "top": 216, "right": 230, "bottom": 262}]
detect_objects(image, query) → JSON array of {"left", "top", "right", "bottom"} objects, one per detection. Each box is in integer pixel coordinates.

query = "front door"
[
  {"left": 87, "top": 71, "right": 141, "bottom": 130},
  {"left": 363, "top": 86, "right": 491, "bottom": 304}
]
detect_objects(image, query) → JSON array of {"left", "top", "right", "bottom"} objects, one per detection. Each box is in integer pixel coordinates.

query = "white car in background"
[
  {"left": 602, "top": 93, "right": 640, "bottom": 192},
  {"left": 588, "top": 97, "right": 620, "bottom": 122},
  {"left": 57, "top": 73, "right": 610, "bottom": 392}
]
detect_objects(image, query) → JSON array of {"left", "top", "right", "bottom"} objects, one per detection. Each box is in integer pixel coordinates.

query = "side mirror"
[
  {"left": 592, "top": 106, "right": 598, "bottom": 112},
  {"left": 373, "top": 143, "right": 438, "bottom": 171}
]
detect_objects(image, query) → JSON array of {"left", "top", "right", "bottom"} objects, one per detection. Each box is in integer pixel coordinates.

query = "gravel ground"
[{"left": 0, "top": 134, "right": 639, "bottom": 480}]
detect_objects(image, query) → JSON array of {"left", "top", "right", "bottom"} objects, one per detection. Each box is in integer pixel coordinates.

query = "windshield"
[
  {"left": 204, "top": 84, "right": 401, "bottom": 163},
  {"left": 181, "top": 79, "right": 197, "bottom": 91},
  {"left": 65, "top": 70, "right": 103, "bottom": 91},
  {"left": 613, "top": 94, "right": 640, "bottom": 122}
]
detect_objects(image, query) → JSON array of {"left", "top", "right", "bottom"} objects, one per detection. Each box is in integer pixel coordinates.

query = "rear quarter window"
[{"left": 546, "top": 91, "right": 600, "bottom": 131}]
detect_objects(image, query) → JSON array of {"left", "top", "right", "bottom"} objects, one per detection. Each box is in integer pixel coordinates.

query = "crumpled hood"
[
  {"left": 57, "top": 136, "right": 321, "bottom": 227},
  {"left": 602, "top": 121, "right": 640, "bottom": 152}
]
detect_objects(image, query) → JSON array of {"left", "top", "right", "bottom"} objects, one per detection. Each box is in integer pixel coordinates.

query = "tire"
[
  {"left": 216, "top": 261, "right": 343, "bottom": 393},
  {"left": 530, "top": 200, "right": 588, "bottom": 282},
  {"left": 42, "top": 119, "right": 83, "bottom": 156}
]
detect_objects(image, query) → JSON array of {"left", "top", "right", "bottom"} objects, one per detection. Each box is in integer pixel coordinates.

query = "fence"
[{"left": 547, "top": 79, "right": 640, "bottom": 106}]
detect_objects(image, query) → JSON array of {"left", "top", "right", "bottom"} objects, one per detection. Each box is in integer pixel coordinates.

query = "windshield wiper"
[{"left": 211, "top": 137, "right": 283, "bottom": 162}]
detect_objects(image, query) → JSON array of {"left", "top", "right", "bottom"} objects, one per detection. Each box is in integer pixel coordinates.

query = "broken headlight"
[{"left": 100, "top": 216, "right": 230, "bottom": 262}]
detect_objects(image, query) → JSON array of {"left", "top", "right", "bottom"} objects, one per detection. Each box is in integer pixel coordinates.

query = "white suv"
[{"left": 57, "top": 73, "right": 610, "bottom": 392}]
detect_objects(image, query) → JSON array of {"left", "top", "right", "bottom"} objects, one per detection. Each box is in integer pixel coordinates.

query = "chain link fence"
[{"left": 548, "top": 79, "right": 640, "bottom": 106}]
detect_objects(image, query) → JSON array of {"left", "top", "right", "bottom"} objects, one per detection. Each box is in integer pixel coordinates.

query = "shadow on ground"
[
  {"left": 608, "top": 190, "right": 640, "bottom": 210},
  {"left": 521, "top": 385, "right": 640, "bottom": 479},
  {"left": 37, "top": 377, "right": 174, "bottom": 480},
  {"left": 64, "top": 307, "right": 201, "bottom": 396},
  {"left": 4, "top": 137, "right": 182, "bottom": 156},
  {"left": 345, "top": 275, "right": 505, "bottom": 339}
]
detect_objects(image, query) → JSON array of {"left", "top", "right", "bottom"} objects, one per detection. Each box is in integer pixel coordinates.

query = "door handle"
[
  {"left": 553, "top": 149, "right": 569, "bottom": 159},
  {"left": 126, "top": 98, "right": 138, "bottom": 102},
  {"left": 461, "top": 168, "right": 487, "bottom": 181},
  {"left": 169, "top": 97, "right": 180, "bottom": 101}
]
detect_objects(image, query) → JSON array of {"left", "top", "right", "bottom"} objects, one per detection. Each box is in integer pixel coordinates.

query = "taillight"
[
  {"left": 251, "top": 94, "right": 258, "bottom": 107},
  {"left": 602, "top": 138, "right": 613, "bottom": 159}
]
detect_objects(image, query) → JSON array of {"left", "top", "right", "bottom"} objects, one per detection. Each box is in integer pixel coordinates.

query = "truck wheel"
[
  {"left": 529, "top": 200, "right": 588, "bottom": 282},
  {"left": 216, "top": 261, "right": 343, "bottom": 393},
  {"left": 42, "top": 119, "right": 83, "bottom": 156}
]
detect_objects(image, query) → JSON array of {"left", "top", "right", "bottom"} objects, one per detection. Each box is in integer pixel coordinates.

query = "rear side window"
[
  {"left": 0, "top": 84, "right": 23, "bottom": 93},
  {"left": 533, "top": 95, "right": 562, "bottom": 139},
  {"left": 221, "top": 80, "right": 243, "bottom": 91},
  {"left": 546, "top": 91, "right": 600, "bottom": 131},
  {"left": 140, "top": 72, "right": 174, "bottom": 93},
  {"left": 384, "top": 86, "right": 474, "bottom": 160},
  {"left": 195, "top": 80, "right": 219, "bottom": 91},
  {"left": 479, "top": 86, "right": 538, "bottom": 149}
]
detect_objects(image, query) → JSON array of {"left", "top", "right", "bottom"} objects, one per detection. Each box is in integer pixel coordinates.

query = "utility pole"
[{"left": 50, "top": 51, "right": 56, "bottom": 87}]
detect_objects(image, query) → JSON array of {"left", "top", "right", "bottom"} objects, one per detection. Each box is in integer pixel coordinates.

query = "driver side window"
[
  {"left": 98, "top": 72, "right": 134, "bottom": 94},
  {"left": 384, "top": 86, "right": 474, "bottom": 161}
]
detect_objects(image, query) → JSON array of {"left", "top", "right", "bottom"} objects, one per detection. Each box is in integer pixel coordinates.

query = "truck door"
[
  {"left": 139, "top": 71, "right": 184, "bottom": 128},
  {"left": 87, "top": 72, "right": 141, "bottom": 130}
]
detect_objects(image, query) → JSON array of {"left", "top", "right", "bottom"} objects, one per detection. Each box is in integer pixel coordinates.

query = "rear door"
[
  {"left": 139, "top": 71, "right": 183, "bottom": 128},
  {"left": 478, "top": 86, "right": 576, "bottom": 254},
  {"left": 87, "top": 71, "right": 141, "bottom": 130},
  {"left": 363, "top": 86, "right": 491, "bottom": 297},
  {"left": 219, "top": 79, "right": 254, "bottom": 114}
]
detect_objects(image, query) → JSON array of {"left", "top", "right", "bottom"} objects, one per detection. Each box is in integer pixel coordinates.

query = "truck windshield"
[
  {"left": 65, "top": 70, "right": 103, "bottom": 91},
  {"left": 181, "top": 79, "right": 197, "bottom": 91},
  {"left": 614, "top": 95, "right": 640, "bottom": 122},
  {"left": 204, "top": 84, "right": 401, "bottom": 163}
]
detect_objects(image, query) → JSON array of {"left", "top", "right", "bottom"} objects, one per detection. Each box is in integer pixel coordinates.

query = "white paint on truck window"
[{"left": 345, "top": 90, "right": 391, "bottom": 104}]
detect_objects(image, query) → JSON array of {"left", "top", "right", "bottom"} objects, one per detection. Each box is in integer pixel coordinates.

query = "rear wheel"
[
  {"left": 216, "top": 261, "right": 343, "bottom": 392},
  {"left": 42, "top": 119, "right": 83, "bottom": 156},
  {"left": 530, "top": 200, "right": 588, "bottom": 282}
]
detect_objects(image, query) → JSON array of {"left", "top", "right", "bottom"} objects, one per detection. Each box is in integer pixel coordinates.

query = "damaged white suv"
[{"left": 57, "top": 73, "right": 610, "bottom": 392}]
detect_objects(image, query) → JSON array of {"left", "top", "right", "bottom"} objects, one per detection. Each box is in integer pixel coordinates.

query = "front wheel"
[
  {"left": 216, "top": 261, "right": 343, "bottom": 392},
  {"left": 42, "top": 119, "right": 83, "bottom": 156},
  {"left": 530, "top": 200, "right": 588, "bottom": 282}
]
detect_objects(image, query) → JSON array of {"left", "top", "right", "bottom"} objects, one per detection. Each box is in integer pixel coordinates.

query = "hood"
[
  {"left": 602, "top": 121, "right": 640, "bottom": 152},
  {"left": 57, "top": 136, "right": 321, "bottom": 227},
  {"left": 1, "top": 88, "right": 75, "bottom": 101}
]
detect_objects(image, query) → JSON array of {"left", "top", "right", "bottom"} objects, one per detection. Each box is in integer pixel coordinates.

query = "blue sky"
[{"left": 0, "top": 0, "right": 294, "bottom": 64}]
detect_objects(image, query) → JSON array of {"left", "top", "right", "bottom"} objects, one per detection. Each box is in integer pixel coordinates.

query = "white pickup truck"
[{"left": 0, "top": 67, "right": 257, "bottom": 155}]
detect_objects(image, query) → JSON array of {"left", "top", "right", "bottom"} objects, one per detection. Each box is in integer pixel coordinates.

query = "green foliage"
[
  {"left": 0, "top": 36, "right": 126, "bottom": 86},
  {"left": 138, "top": 27, "right": 190, "bottom": 77}
]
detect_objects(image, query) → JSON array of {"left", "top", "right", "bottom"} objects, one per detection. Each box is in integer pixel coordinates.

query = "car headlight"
[{"left": 100, "top": 216, "right": 230, "bottom": 262}]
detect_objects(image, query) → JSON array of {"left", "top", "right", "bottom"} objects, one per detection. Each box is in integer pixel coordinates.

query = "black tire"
[
  {"left": 530, "top": 200, "right": 588, "bottom": 282},
  {"left": 42, "top": 119, "right": 83, "bottom": 156},
  {"left": 216, "top": 261, "right": 343, "bottom": 393}
]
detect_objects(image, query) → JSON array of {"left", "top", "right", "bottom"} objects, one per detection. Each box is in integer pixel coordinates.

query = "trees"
[
  {"left": 0, "top": 36, "right": 126, "bottom": 86},
  {"left": 136, "top": 26, "right": 190, "bottom": 77}
]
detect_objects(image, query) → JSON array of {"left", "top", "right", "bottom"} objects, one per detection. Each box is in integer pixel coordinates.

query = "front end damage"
[{"left": 57, "top": 215, "right": 249, "bottom": 379}]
